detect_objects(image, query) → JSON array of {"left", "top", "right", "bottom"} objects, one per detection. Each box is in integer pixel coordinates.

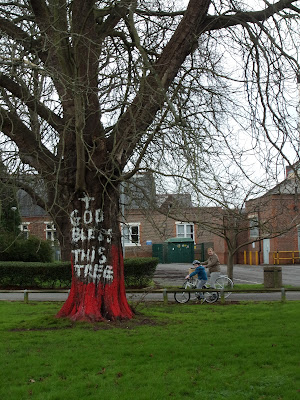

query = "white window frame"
[
  {"left": 20, "top": 222, "right": 30, "bottom": 239},
  {"left": 121, "top": 223, "right": 141, "bottom": 246},
  {"left": 44, "top": 222, "right": 58, "bottom": 243},
  {"left": 175, "top": 222, "right": 195, "bottom": 241},
  {"left": 249, "top": 215, "right": 259, "bottom": 238}
]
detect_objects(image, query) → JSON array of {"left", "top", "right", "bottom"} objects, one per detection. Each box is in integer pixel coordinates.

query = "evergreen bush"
[
  {"left": 0, "top": 234, "right": 53, "bottom": 262},
  {"left": 124, "top": 257, "right": 158, "bottom": 287}
]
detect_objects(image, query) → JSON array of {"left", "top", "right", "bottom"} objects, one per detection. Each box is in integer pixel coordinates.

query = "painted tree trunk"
[{"left": 56, "top": 191, "right": 133, "bottom": 322}]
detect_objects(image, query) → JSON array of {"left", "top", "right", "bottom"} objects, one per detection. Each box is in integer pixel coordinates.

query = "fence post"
[
  {"left": 220, "top": 289, "right": 225, "bottom": 304},
  {"left": 163, "top": 288, "right": 168, "bottom": 305},
  {"left": 24, "top": 289, "right": 28, "bottom": 303},
  {"left": 281, "top": 288, "right": 286, "bottom": 303}
]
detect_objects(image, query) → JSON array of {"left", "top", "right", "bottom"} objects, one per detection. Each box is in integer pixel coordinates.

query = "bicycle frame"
[{"left": 174, "top": 277, "right": 219, "bottom": 304}]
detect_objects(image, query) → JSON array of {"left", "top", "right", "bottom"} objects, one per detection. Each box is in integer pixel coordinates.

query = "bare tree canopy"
[{"left": 0, "top": 0, "right": 299, "bottom": 321}]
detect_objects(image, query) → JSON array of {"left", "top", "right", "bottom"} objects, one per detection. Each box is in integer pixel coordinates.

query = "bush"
[
  {"left": 124, "top": 257, "right": 158, "bottom": 287},
  {"left": 0, "top": 234, "right": 53, "bottom": 262}
]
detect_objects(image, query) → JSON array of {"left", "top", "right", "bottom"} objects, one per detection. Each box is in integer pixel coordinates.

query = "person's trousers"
[
  {"left": 209, "top": 272, "right": 221, "bottom": 288},
  {"left": 196, "top": 279, "right": 207, "bottom": 298}
]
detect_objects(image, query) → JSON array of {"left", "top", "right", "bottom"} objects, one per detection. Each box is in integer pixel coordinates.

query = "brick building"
[
  {"left": 17, "top": 169, "right": 300, "bottom": 265},
  {"left": 239, "top": 166, "right": 300, "bottom": 265},
  {"left": 17, "top": 189, "right": 60, "bottom": 259},
  {"left": 16, "top": 178, "right": 225, "bottom": 263}
]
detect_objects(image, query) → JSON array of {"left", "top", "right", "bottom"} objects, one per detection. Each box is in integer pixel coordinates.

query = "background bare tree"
[{"left": 0, "top": 0, "right": 299, "bottom": 321}]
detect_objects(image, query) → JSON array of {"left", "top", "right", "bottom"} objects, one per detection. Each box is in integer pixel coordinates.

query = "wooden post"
[
  {"left": 281, "top": 288, "right": 286, "bottom": 303},
  {"left": 163, "top": 288, "right": 168, "bottom": 305},
  {"left": 24, "top": 290, "right": 28, "bottom": 303},
  {"left": 220, "top": 289, "right": 225, "bottom": 304}
]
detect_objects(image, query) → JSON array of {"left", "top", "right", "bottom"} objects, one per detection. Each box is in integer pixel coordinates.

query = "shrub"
[
  {"left": 124, "top": 257, "right": 158, "bottom": 287},
  {"left": 0, "top": 234, "right": 53, "bottom": 262}
]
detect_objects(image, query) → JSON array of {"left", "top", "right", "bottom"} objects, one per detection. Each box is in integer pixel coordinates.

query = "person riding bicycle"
[
  {"left": 185, "top": 260, "right": 207, "bottom": 299},
  {"left": 202, "top": 247, "right": 221, "bottom": 288}
]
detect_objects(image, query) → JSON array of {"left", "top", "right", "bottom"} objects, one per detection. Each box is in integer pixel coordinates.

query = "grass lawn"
[{"left": 1, "top": 301, "right": 300, "bottom": 400}]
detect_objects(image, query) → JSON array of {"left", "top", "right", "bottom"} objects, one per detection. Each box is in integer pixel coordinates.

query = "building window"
[
  {"left": 20, "top": 223, "right": 30, "bottom": 239},
  {"left": 176, "top": 222, "right": 194, "bottom": 241},
  {"left": 249, "top": 216, "right": 259, "bottom": 238},
  {"left": 45, "top": 222, "right": 58, "bottom": 243},
  {"left": 122, "top": 223, "right": 141, "bottom": 246}
]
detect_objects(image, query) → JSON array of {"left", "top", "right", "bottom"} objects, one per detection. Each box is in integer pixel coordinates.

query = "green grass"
[{"left": 1, "top": 301, "right": 300, "bottom": 400}]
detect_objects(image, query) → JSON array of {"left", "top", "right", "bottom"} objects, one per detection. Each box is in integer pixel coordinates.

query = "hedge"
[
  {"left": 0, "top": 262, "right": 71, "bottom": 288},
  {"left": 124, "top": 257, "right": 158, "bottom": 288},
  {"left": 0, "top": 257, "right": 159, "bottom": 288}
]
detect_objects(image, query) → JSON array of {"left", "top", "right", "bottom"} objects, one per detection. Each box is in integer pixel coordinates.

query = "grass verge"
[{"left": 1, "top": 301, "right": 300, "bottom": 400}]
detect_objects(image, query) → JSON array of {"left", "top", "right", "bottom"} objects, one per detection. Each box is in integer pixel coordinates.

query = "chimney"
[{"left": 286, "top": 165, "right": 292, "bottom": 178}]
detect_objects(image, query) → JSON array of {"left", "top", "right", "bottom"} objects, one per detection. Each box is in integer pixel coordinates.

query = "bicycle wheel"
[
  {"left": 203, "top": 290, "right": 219, "bottom": 304},
  {"left": 174, "top": 290, "right": 191, "bottom": 303},
  {"left": 215, "top": 276, "right": 234, "bottom": 298},
  {"left": 174, "top": 280, "right": 192, "bottom": 304}
]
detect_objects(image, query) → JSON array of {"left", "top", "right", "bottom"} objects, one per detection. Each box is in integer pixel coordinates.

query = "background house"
[
  {"left": 16, "top": 167, "right": 300, "bottom": 265},
  {"left": 17, "top": 189, "right": 60, "bottom": 259},
  {"left": 239, "top": 165, "right": 300, "bottom": 265}
]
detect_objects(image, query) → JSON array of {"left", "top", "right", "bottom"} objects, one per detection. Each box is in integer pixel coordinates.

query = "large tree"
[{"left": 0, "top": 0, "right": 299, "bottom": 321}]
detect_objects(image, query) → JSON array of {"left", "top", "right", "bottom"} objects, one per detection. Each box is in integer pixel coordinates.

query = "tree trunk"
[
  {"left": 227, "top": 251, "right": 234, "bottom": 280},
  {"left": 56, "top": 187, "right": 133, "bottom": 322}
]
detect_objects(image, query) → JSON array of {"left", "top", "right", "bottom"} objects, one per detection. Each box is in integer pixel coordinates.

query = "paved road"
[
  {"left": 153, "top": 263, "right": 300, "bottom": 287},
  {"left": 1, "top": 263, "right": 300, "bottom": 302}
]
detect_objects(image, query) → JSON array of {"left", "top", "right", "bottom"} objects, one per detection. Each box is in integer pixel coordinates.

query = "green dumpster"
[
  {"left": 152, "top": 243, "right": 168, "bottom": 263},
  {"left": 165, "top": 237, "right": 194, "bottom": 263}
]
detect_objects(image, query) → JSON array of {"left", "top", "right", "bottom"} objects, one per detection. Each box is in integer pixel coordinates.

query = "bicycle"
[
  {"left": 214, "top": 274, "right": 234, "bottom": 299},
  {"left": 174, "top": 274, "right": 234, "bottom": 304},
  {"left": 174, "top": 277, "right": 219, "bottom": 304}
]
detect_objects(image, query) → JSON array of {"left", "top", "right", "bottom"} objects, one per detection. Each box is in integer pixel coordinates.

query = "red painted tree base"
[
  {"left": 56, "top": 247, "right": 133, "bottom": 322},
  {"left": 56, "top": 278, "right": 133, "bottom": 322}
]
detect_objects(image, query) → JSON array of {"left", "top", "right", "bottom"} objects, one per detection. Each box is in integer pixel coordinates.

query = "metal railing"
[
  {"left": 273, "top": 251, "right": 300, "bottom": 264},
  {"left": 243, "top": 251, "right": 259, "bottom": 265}
]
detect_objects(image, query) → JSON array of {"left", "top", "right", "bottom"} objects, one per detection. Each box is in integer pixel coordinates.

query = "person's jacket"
[
  {"left": 190, "top": 265, "right": 207, "bottom": 280},
  {"left": 202, "top": 253, "right": 221, "bottom": 273}
]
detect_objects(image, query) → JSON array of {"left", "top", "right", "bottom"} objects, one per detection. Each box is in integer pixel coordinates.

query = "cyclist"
[
  {"left": 185, "top": 260, "right": 207, "bottom": 299},
  {"left": 202, "top": 247, "right": 221, "bottom": 288}
]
